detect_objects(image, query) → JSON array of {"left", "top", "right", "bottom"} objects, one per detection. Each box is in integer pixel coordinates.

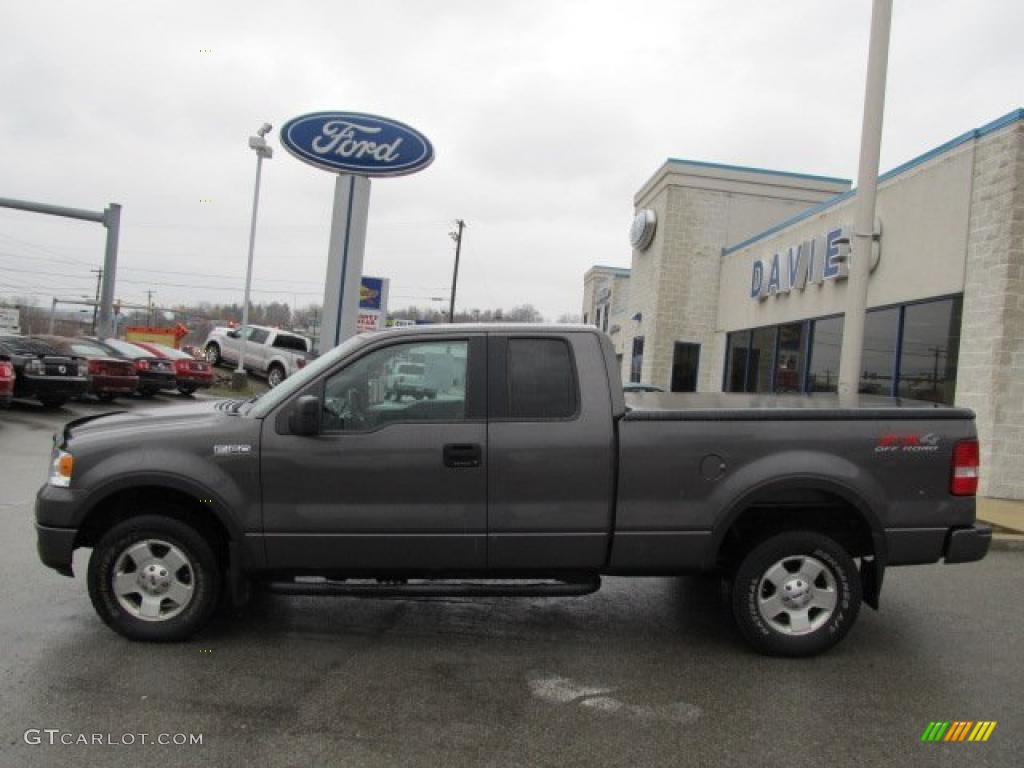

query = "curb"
[{"left": 991, "top": 534, "right": 1024, "bottom": 552}]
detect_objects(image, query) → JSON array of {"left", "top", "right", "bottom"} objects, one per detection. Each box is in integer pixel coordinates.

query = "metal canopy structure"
[{"left": 0, "top": 196, "right": 121, "bottom": 337}]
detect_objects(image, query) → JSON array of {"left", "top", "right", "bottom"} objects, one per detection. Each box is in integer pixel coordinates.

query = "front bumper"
[
  {"left": 36, "top": 523, "right": 77, "bottom": 576},
  {"left": 36, "top": 484, "right": 87, "bottom": 576},
  {"left": 944, "top": 523, "right": 992, "bottom": 564}
]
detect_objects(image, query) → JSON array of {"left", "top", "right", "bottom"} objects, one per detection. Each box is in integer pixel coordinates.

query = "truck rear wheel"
[
  {"left": 731, "top": 531, "right": 861, "bottom": 657},
  {"left": 87, "top": 515, "right": 221, "bottom": 641}
]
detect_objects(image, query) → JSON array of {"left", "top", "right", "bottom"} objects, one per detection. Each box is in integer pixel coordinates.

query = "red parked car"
[
  {"left": 34, "top": 336, "right": 139, "bottom": 401},
  {"left": 132, "top": 342, "right": 214, "bottom": 395},
  {"left": 0, "top": 354, "right": 13, "bottom": 408}
]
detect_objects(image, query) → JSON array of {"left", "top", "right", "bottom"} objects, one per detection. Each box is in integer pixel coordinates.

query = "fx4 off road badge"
[
  {"left": 874, "top": 433, "right": 940, "bottom": 454},
  {"left": 213, "top": 444, "right": 252, "bottom": 456}
]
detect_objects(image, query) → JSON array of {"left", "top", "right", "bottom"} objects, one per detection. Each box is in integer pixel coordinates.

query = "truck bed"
[{"left": 623, "top": 392, "right": 974, "bottom": 421}]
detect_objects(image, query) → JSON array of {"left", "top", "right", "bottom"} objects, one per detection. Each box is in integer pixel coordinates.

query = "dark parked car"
[
  {"left": 0, "top": 335, "right": 88, "bottom": 408},
  {"left": 33, "top": 336, "right": 139, "bottom": 402},
  {"left": 623, "top": 382, "right": 663, "bottom": 393},
  {"left": 88, "top": 338, "right": 177, "bottom": 397},
  {"left": 132, "top": 342, "right": 214, "bottom": 395},
  {"left": 0, "top": 354, "right": 13, "bottom": 408}
]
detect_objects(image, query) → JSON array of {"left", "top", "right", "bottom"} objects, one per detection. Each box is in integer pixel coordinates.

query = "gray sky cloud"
[{"left": 1, "top": 0, "right": 1021, "bottom": 320}]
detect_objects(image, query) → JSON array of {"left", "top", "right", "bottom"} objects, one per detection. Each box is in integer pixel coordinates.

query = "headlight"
[
  {"left": 25, "top": 358, "right": 44, "bottom": 375},
  {"left": 48, "top": 448, "right": 74, "bottom": 488}
]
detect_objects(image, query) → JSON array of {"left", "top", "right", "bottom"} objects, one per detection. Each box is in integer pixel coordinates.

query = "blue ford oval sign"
[{"left": 280, "top": 111, "right": 434, "bottom": 177}]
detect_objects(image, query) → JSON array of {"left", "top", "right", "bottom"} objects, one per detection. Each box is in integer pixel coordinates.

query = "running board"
[{"left": 265, "top": 576, "right": 601, "bottom": 598}]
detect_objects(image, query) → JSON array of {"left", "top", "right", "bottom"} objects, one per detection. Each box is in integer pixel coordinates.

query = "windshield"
[{"left": 248, "top": 334, "right": 369, "bottom": 417}]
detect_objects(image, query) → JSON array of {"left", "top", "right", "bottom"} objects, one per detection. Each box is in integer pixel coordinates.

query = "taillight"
[
  {"left": 135, "top": 359, "right": 149, "bottom": 371},
  {"left": 175, "top": 360, "right": 188, "bottom": 373},
  {"left": 0, "top": 361, "right": 12, "bottom": 377},
  {"left": 88, "top": 360, "right": 102, "bottom": 375},
  {"left": 951, "top": 439, "right": 979, "bottom": 496}
]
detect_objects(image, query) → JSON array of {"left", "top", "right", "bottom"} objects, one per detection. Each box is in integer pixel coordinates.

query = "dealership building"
[{"left": 583, "top": 109, "right": 1023, "bottom": 499}]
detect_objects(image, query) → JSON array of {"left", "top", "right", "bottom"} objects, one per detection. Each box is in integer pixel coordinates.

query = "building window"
[
  {"left": 601, "top": 306, "right": 609, "bottom": 333},
  {"left": 630, "top": 336, "right": 645, "bottom": 383},
  {"left": 774, "top": 322, "right": 806, "bottom": 393},
  {"left": 671, "top": 343, "right": 700, "bottom": 392},
  {"left": 721, "top": 294, "right": 963, "bottom": 403},
  {"left": 897, "top": 296, "right": 962, "bottom": 405},
  {"left": 807, "top": 315, "right": 843, "bottom": 392},
  {"left": 859, "top": 307, "right": 900, "bottom": 396},
  {"left": 748, "top": 326, "right": 776, "bottom": 393},
  {"left": 724, "top": 331, "right": 750, "bottom": 392}
]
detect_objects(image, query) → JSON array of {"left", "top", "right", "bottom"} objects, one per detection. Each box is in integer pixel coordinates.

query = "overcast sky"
[{"left": 1, "top": 0, "right": 1021, "bottom": 321}]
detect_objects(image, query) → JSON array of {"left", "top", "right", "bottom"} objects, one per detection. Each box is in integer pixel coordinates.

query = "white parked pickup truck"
[{"left": 203, "top": 324, "right": 311, "bottom": 387}]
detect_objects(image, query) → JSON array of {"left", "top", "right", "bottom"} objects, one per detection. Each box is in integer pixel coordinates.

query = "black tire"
[
  {"left": 138, "top": 388, "right": 156, "bottom": 398},
  {"left": 97, "top": 392, "right": 117, "bottom": 402},
  {"left": 87, "top": 514, "right": 221, "bottom": 642},
  {"left": 39, "top": 395, "right": 66, "bottom": 409},
  {"left": 731, "top": 531, "right": 861, "bottom": 657},
  {"left": 205, "top": 343, "right": 221, "bottom": 366},
  {"left": 267, "top": 364, "right": 285, "bottom": 388},
  {"left": 178, "top": 384, "right": 198, "bottom": 396}
]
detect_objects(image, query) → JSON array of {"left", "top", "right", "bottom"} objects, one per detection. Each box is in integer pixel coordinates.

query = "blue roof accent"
[
  {"left": 722, "top": 108, "right": 1024, "bottom": 256},
  {"left": 589, "top": 265, "right": 631, "bottom": 276},
  {"left": 665, "top": 157, "right": 851, "bottom": 186}
]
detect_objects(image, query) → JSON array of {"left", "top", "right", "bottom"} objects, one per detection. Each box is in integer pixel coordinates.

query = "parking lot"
[{"left": 0, "top": 395, "right": 1020, "bottom": 768}]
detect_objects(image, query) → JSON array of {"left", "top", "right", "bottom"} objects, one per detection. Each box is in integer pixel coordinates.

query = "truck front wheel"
[
  {"left": 731, "top": 531, "right": 861, "bottom": 657},
  {"left": 87, "top": 515, "right": 221, "bottom": 642}
]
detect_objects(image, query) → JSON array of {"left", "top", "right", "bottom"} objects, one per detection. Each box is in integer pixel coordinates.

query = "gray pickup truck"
[{"left": 35, "top": 324, "right": 990, "bottom": 656}]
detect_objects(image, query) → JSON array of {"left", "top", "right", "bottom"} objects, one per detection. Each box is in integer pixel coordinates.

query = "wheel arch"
[
  {"left": 711, "top": 476, "right": 887, "bottom": 608},
  {"left": 74, "top": 476, "right": 242, "bottom": 565}
]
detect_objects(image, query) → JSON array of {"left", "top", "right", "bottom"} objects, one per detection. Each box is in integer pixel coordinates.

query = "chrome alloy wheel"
[
  {"left": 756, "top": 555, "right": 837, "bottom": 635},
  {"left": 112, "top": 539, "right": 195, "bottom": 622}
]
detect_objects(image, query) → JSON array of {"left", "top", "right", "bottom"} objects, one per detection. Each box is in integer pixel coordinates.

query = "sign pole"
[{"left": 321, "top": 174, "right": 371, "bottom": 348}]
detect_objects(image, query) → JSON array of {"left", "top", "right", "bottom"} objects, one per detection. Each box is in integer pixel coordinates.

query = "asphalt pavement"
[{"left": 0, "top": 396, "right": 1020, "bottom": 768}]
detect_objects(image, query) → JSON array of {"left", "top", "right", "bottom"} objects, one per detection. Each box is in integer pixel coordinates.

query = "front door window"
[{"left": 322, "top": 340, "right": 468, "bottom": 431}]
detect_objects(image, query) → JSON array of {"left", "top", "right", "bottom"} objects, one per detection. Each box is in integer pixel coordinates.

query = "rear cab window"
[{"left": 507, "top": 337, "right": 579, "bottom": 419}]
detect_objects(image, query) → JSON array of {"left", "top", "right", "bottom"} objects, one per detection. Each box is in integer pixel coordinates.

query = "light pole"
[
  {"left": 234, "top": 122, "right": 273, "bottom": 391},
  {"left": 838, "top": 0, "right": 892, "bottom": 398}
]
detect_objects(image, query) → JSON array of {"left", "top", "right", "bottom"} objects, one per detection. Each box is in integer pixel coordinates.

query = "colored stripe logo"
[{"left": 921, "top": 721, "right": 997, "bottom": 742}]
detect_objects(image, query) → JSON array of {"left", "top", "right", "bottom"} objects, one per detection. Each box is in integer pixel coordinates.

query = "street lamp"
[{"left": 234, "top": 122, "right": 273, "bottom": 391}]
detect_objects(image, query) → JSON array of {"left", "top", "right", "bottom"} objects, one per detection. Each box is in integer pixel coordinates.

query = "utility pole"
[
  {"left": 448, "top": 219, "right": 466, "bottom": 323},
  {"left": 838, "top": 0, "right": 893, "bottom": 398},
  {"left": 90, "top": 269, "right": 103, "bottom": 335},
  {"left": 147, "top": 290, "right": 154, "bottom": 327}
]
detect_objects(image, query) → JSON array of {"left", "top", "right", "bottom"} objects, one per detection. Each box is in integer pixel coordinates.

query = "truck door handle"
[{"left": 444, "top": 443, "right": 482, "bottom": 468}]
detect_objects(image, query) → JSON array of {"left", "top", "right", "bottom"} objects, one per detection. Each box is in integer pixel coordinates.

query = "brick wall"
[{"left": 956, "top": 122, "right": 1024, "bottom": 498}]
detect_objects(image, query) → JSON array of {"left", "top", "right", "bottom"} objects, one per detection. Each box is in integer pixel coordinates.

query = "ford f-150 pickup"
[{"left": 35, "top": 325, "right": 991, "bottom": 656}]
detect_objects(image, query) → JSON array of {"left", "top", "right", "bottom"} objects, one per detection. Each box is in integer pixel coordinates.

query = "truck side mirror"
[{"left": 288, "top": 395, "right": 321, "bottom": 436}]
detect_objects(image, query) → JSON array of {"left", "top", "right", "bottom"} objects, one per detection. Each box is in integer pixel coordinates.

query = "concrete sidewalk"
[
  {"left": 978, "top": 497, "right": 1024, "bottom": 550},
  {"left": 978, "top": 497, "right": 1024, "bottom": 533}
]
